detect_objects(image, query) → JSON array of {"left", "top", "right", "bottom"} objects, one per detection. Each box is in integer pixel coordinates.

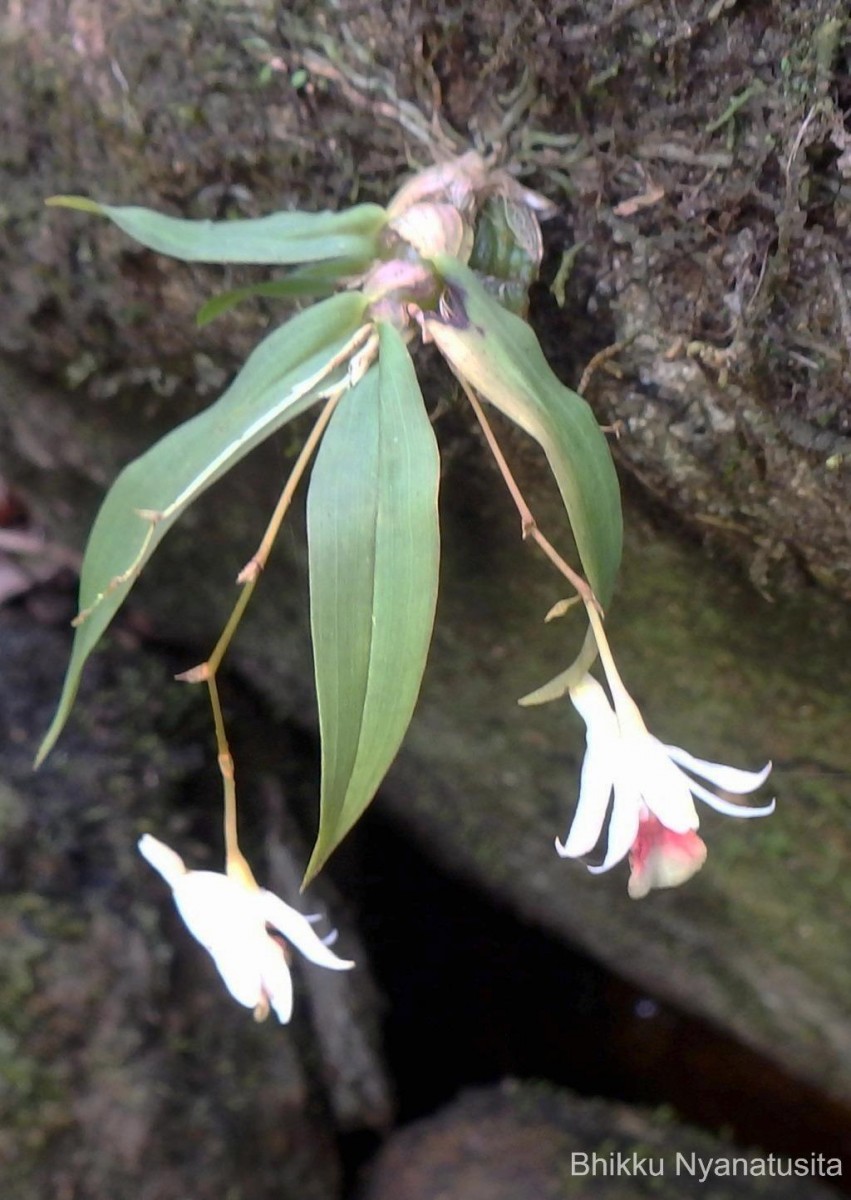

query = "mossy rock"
[
  {"left": 362, "top": 1080, "right": 843, "bottom": 1200},
  {"left": 0, "top": 607, "right": 388, "bottom": 1200}
]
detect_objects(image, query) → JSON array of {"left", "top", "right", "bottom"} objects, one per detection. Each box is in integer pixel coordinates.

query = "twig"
[
  {"left": 578, "top": 340, "right": 630, "bottom": 395},
  {"left": 460, "top": 379, "right": 601, "bottom": 613}
]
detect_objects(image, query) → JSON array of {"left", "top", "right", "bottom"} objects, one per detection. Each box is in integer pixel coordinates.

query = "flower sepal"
[
  {"left": 555, "top": 673, "right": 774, "bottom": 898},
  {"left": 139, "top": 834, "right": 353, "bottom": 1023}
]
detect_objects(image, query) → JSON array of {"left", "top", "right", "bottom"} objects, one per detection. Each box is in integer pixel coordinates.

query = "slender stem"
[
  {"left": 583, "top": 599, "right": 622, "bottom": 691},
  {"left": 458, "top": 382, "right": 641, "bottom": 713},
  {"left": 462, "top": 380, "right": 601, "bottom": 612},
  {"left": 183, "top": 328, "right": 379, "bottom": 870},
  {"left": 207, "top": 671, "right": 255, "bottom": 884},
  {"left": 205, "top": 582, "right": 256, "bottom": 679},
  {"left": 526, "top": 526, "right": 599, "bottom": 613},
  {"left": 203, "top": 391, "right": 345, "bottom": 871},
  {"left": 206, "top": 388, "right": 344, "bottom": 675},
  {"left": 463, "top": 384, "right": 536, "bottom": 533},
  {"left": 583, "top": 598, "right": 647, "bottom": 725}
]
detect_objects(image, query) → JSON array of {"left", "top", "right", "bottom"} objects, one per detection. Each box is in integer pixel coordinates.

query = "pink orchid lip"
[{"left": 627, "top": 813, "right": 708, "bottom": 900}]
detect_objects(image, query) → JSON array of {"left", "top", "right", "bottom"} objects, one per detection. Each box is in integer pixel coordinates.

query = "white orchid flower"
[
  {"left": 138, "top": 834, "right": 354, "bottom": 1022},
  {"left": 555, "top": 674, "right": 774, "bottom": 898}
]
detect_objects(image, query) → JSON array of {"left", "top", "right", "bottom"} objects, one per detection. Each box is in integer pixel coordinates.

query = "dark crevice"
[
  {"left": 153, "top": 654, "right": 851, "bottom": 1196},
  {"left": 335, "top": 805, "right": 851, "bottom": 1194}
]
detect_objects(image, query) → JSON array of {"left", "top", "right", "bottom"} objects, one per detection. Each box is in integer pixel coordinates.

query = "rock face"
[
  {"left": 361, "top": 1081, "right": 843, "bottom": 1200},
  {"left": 381, "top": 455, "right": 851, "bottom": 1100},
  {"left": 1, "top": 0, "right": 850, "bottom": 1181},
  {"left": 1, "top": 1, "right": 849, "bottom": 594}
]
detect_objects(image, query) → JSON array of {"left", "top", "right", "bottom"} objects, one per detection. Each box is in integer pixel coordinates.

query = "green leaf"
[
  {"left": 517, "top": 625, "right": 599, "bottom": 706},
  {"left": 47, "top": 195, "right": 387, "bottom": 265},
  {"left": 37, "top": 292, "right": 370, "bottom": 765},
  {"left": 424, "top": 256, "right": 622, "bottom": 608},
  {"left": 304, "top": 323, "right": 440, "bottom": 882},
  {"left": 196, "top": 258, "right": 365, "bottom": 326}
]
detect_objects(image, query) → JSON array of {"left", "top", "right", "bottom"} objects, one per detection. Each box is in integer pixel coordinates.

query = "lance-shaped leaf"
[
  {"left": 305, "top": 323, "right": 440, "bottom": 883},
  {"left": 47, "top": 195, "right": 387, "bottom": 265},
  {"left": 37, "top": 292, "right": 370, "bottom": 764},
  {"left": 196, "top": 258, "right": 366, "bottom": 327},
  {"left": 424, "top": 256, "right": 622, "bottom": 610},
  {"left": 518, "top": 624, "right": 600, "bottom": 706}
]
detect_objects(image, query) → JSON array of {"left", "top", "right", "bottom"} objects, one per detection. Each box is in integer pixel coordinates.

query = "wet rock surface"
[{"left": 2, "top": 1, "right": 849, "bottom": 596}]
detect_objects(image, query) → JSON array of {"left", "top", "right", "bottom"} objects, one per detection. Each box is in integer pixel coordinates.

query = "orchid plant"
[{"left": 40, "top": 147, "right": 773, "bottom": 1016}]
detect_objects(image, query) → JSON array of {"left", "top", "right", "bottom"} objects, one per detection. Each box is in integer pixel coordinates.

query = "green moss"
[{"left": 0, "top": 898, "right": 75, "bottom": 1166}]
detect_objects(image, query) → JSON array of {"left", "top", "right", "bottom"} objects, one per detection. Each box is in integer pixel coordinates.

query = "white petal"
[
  {"left": 560, "top": 742, "right": 615, "bottom": 857},
  {"left": 686, "top": 777, "right": 777, "bottom": 818},
  {"left": 569, "top": 674, "right": 620, "bottom": 737},
  {"left": 558, "top": 676, "right": 619, "bottom": 858},
  {"left": 173, "top": 875, "right": 263, "bottom": 973},
  {"left": 259, "top": 937, "right": 294, "bottom": 1023},
  {"left": 171, "top": 873, "right": 267, "bottom": 1009},
  {"left": 205, "top": 930, "right": 267, "bottom": 1010},
  {"left": 172, "top": 871, "right": 253, "bottom": 941},
  {"left": 260, "top": 891, "right": 354, "bottom": 971},
  {"left": 138, "top": 834, "right": 188, "bottom": 889},
  {"left": 636, "top": 738, "right": 699, "bottom": 832},
  {"left": 663, "top": 745, "right": 772, "bottom": 794},
  {"left": 589, "top": 775, "right": 641, "bottom": 873}
]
